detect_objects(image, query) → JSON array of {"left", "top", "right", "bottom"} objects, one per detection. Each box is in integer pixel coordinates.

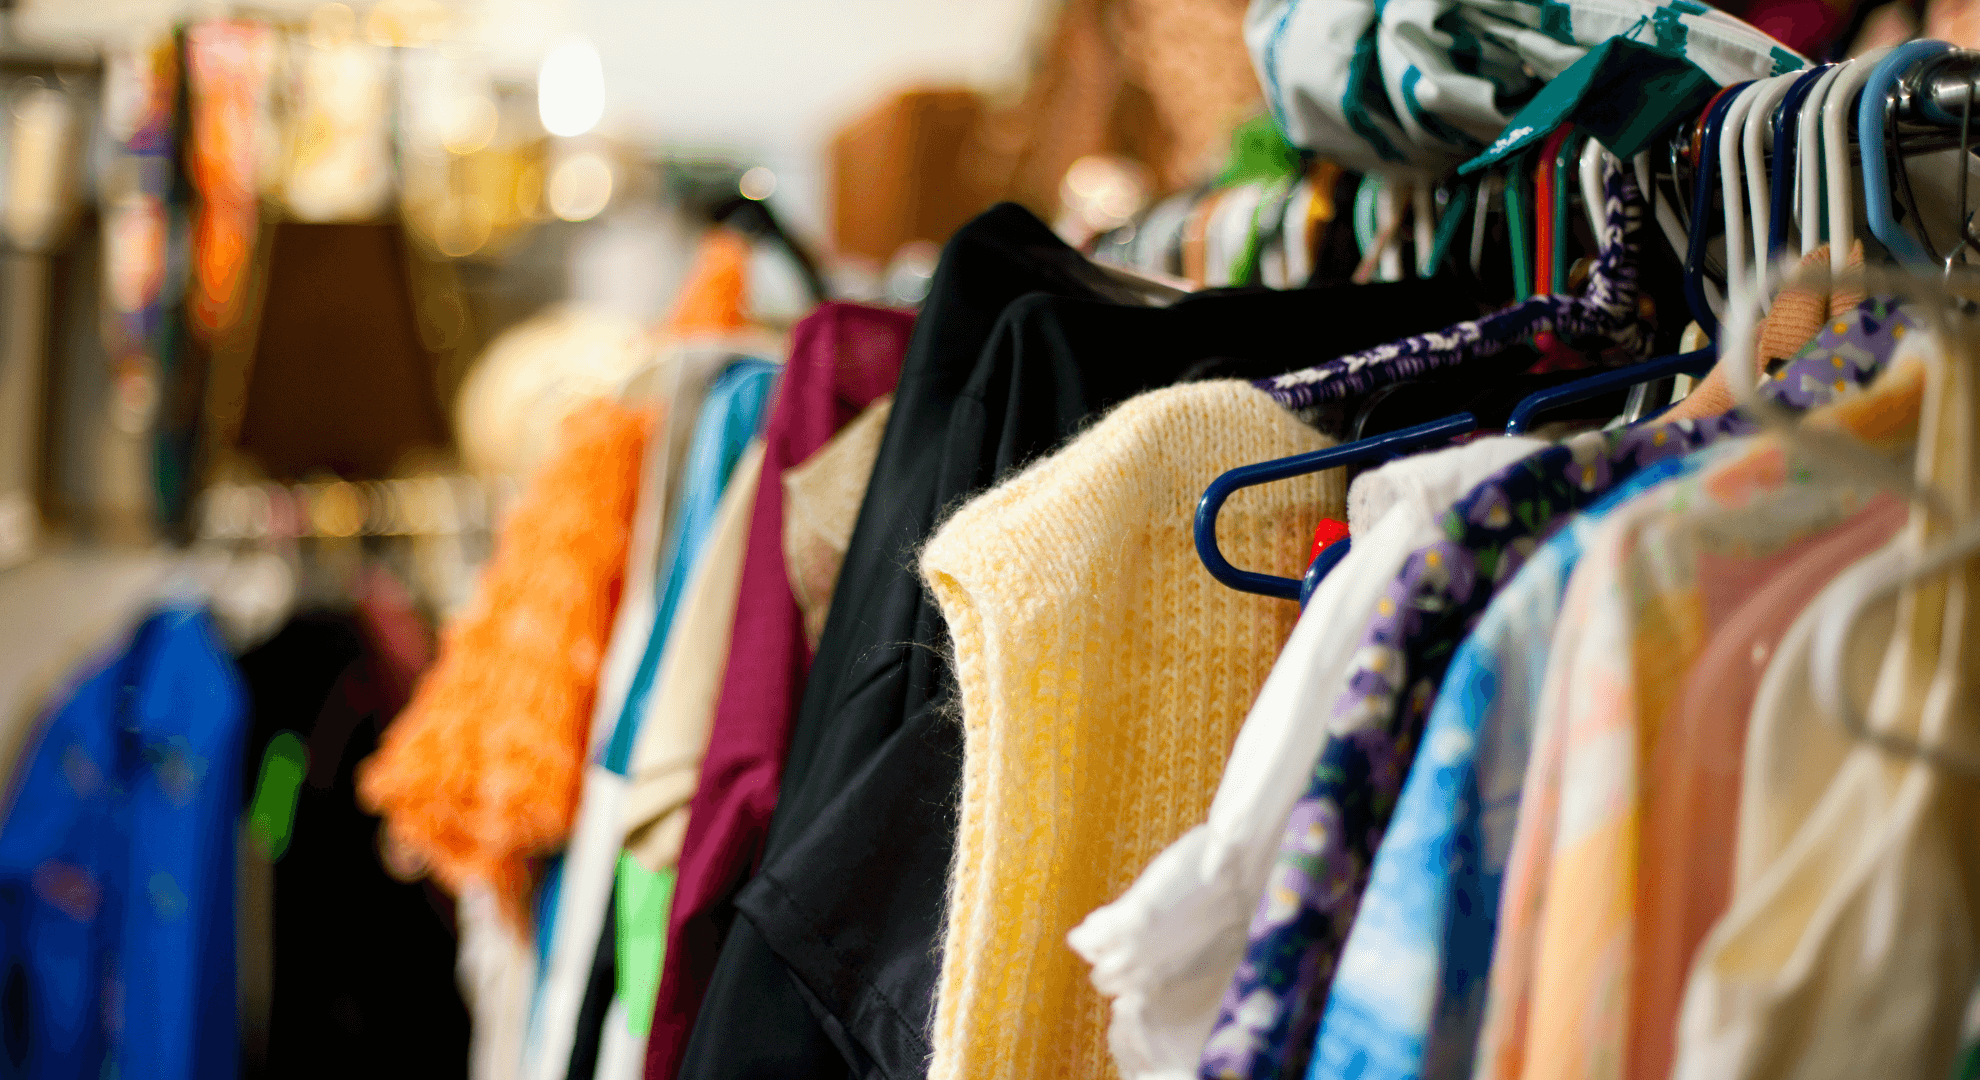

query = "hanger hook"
[{"left": 1809, "top": 511, "right": 1980, "bottom": 781}]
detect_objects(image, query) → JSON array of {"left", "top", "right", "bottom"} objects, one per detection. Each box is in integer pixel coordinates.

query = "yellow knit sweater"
[{"left": 919, "top": 380, "right": 1345, "bottom": 1080}]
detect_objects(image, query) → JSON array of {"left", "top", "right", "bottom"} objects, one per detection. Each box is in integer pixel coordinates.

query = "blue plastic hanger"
[
  {"left": 1770, "top": 65, "right": 1834, "bottom": 260},
  {"left": 1223, "top": 347, "right": 1715, "bottom": 602},
  {"left": 1195, "top": 413, "right": 1477, "bottom": 599},
  {"left": 1503, "top": 347, "right": 1718, "bottom": 434},
  {"left": 1687, "top": 82, "right": 1754, "bottom": 339},
  {"left": 1860, "top": 40, "right": 1955, "bottom": 267}
]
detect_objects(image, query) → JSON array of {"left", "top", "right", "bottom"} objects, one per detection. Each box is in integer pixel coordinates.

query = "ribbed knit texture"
[{"left": 919, "top": 381, "right": 1345, "bottom": 1080}]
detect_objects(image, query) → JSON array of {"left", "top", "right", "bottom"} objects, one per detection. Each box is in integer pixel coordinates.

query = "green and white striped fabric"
[{"left": 1248, "top": 0, "right": 1805, "bottom": 174}]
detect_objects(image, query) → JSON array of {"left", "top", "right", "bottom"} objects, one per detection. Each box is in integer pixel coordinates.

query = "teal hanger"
[
  {"left": 1551, "top": 133, "right": 1579, "bottom": 292},
  {"left": 1505, "top": 155, "right": 1533, "bottom": 299}
]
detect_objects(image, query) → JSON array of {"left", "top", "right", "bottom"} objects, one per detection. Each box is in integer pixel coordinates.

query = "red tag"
[{"left": 1310, "top": 517, "right": 1350, "bottom": 561}]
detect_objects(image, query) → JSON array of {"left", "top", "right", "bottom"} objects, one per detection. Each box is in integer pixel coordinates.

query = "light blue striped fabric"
[{"left": 601, "top": 357, "right": 779, "bottom": 775}]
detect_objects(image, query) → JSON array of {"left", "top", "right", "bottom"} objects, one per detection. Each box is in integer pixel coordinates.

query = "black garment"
[
  {"left": 566, "top": 891, "right": 617, "bottom": 1080},
  {"left": 236, "top": 613, "right": 469, "bottom": 1080},
  {"left": 676, "top": 203, "right": 1477, "bottom": 1080}
]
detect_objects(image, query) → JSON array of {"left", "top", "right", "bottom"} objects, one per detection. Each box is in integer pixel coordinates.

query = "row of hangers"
[{"left": 1196, "top": 42, "right": 1980, "bottom": 768}]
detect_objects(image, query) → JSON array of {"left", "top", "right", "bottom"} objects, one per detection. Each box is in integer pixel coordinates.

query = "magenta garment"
[{"left": 647, "top": 301, "right": 912, "bottom": 1075}]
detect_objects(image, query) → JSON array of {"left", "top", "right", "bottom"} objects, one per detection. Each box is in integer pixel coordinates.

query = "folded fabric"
[{"left": 782, "top": 395, "right": 893, "bottom": 651}]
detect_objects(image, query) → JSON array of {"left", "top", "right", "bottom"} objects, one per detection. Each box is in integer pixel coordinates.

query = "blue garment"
[
  {"left": 0, "top": 608, "right": 246, "bottom": 1080},
  {"left": 602, "top": 357, "right": 778, "bottom": 776},
  {"left": 1307, "top": 450, "right": 1720, "bottom": 1080}
]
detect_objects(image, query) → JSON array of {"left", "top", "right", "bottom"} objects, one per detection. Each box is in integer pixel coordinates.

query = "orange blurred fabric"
[
  {"left": 359, "top": 399, "right": 652, "bottom": 927},
  {"left": 666, "top": 229, "right": 753, "bottom": 337}
]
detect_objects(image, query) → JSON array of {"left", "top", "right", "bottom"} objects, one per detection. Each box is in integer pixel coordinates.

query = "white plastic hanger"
[
  {"left": 1580, "top": 138, "right": 1607, "bottom": 240},
  {"left": 1797, "top": 62, "right": 1848, "bottom": 258},
  {"left": 1719, "top": 79, "right": 1777, "bottom": 315},
  {"left": 1412, "top": 182, "right": 1436, "bottom": 278},
  {"left": 1809, "top": 509, "right": 1980, "bottom": 776},
  {"left": 1471, "top": 172, "right": 1501, "bottom": 276},
  {"left": 1377, "top": 177, "right": 1405, "bottom": 282},
  {"left": 1743, "top": 74, "right": 1800, "bottom": 301},
  {"left": 1811, "top": 313, "right": 1980, "bottom": 776},
  {"left": 1825, "top": 48, "right": 1898, "bottom": 279}
]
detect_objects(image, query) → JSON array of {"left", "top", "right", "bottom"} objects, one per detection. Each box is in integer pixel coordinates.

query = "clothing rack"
[
  {"left": 195, "top": 475, "right": 517, "bottom": 543},
  {"left": 1907, "top": 50, "right": 1980, "bottom": 124}
]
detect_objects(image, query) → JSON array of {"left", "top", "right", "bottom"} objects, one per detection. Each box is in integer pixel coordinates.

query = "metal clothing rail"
[{"left": 1906, "top": 50, "right": 1980, "bottom": 127}]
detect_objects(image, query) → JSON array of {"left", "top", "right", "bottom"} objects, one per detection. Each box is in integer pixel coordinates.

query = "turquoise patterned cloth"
[{"left": 1248, "top": 0, "right": 1801, "bottom": 174}]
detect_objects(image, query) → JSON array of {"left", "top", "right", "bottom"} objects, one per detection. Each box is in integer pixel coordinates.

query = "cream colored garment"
[
  {"left": 920, "top": 381, "right": 1345, "bottom": 1080},
  {"left": 460, "top": 882, "right": 535, "bottom": 1080},
  {"left": 1673, "top": 329, "right": 1980, "bottom": 1080},
  {"left": 622, "top": 440, "right": 765, "bottom": 870},
  {"left": 1732, "top": 543, "right": 1903, "bottom": 890},
  {"left": 1732, "top": 358, "right": 1932, "bottom": 888},
  {"left": 783, "top": 394, "right": 892, "bottom": 650}
]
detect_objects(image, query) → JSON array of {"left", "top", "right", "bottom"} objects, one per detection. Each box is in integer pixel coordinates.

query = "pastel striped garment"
[{"left": 1475, "top": 400, "right": 1929, "bottom": 1080}]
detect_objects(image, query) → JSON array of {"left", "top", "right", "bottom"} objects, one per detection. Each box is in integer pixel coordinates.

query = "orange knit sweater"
[{"left": 359, "top": 398, "right": 651, "bottom": 925}]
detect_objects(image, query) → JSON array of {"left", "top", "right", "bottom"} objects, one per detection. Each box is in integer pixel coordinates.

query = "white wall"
[
  {"left": 13, "top": 0, "right": 1050, "bottom": 243},
  {"left": 573, "top": 0, "right": 1050, "bottom": 241}
]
